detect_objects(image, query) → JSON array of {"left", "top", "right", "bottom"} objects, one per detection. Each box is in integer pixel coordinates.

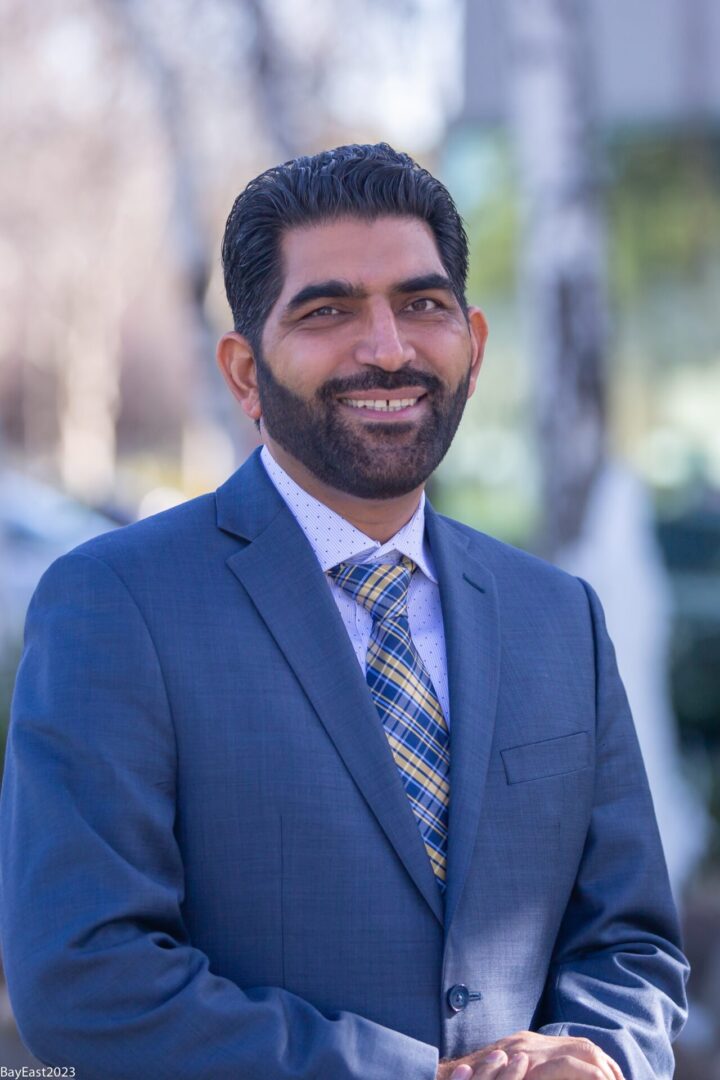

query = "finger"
[
  {"left": 495, "top": 1051, "right": 529, "bottom": 1079},
  {"left": 474, "top": 1054, "right": 509, "bottom": 1071},
  {"left": 527, "top": 1055, "right": 612, "bottom": 1080},
  {"left": 599, "top": 1051, "right": 625, "bottom": 1080},
  {"left": 450, "top": 1067, "right": 474, "bottom": 1080},
  {"left": 567, "top": 1039, "right": 621, "bottom": 1080},
  {"left": 469, "top": 1051, "right": 528, "bottom": 1080},
  {"left": 467, "top": 1049, "right": 508, "bottom": 1078}
]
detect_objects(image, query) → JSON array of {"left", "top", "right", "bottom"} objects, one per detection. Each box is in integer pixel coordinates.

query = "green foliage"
[
  {"left": 607, "top": 132, "right": 720, "bottom": 298},
  {"left": 451, "top": 127, "right": 720, "bottom": 311},
  {"left": 433, "top": 482, "right": 535, "bottom": 550},
  {"left": 465, "top": 188, "right": 519, "bottom": 302},
  {"left": 442, "top": 128, "right": 519, "bottom": 302}
]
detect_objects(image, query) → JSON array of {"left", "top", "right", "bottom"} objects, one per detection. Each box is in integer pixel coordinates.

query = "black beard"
[{"left": 254, "top": 351, "right": 471, "bottom": 499}]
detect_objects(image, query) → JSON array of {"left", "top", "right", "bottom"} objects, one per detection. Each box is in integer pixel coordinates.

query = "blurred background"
[{"left": 0, "top": 0, "right": 719, "bottom": 1074}]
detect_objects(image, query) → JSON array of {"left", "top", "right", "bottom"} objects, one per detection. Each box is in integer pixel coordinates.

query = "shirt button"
[{"left": 447, "top": 984, "right": 470, "bottom": 1012}]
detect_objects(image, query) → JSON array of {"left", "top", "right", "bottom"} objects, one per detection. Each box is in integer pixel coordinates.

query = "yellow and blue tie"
[{"left": 329, "top": 556, "right": 450, "bottom": 892}]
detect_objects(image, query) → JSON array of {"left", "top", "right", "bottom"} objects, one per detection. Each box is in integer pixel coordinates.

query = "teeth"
[{"left": 342, "top": 397, "right": 420, "bottom": 412}]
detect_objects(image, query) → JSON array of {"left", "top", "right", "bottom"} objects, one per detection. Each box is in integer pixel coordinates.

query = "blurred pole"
[
  {"left": 507, "top": 0, "right": 606, "bottom": 557},
  {"left": 244, "top": 0, "right": 306, "bottom": 160}
]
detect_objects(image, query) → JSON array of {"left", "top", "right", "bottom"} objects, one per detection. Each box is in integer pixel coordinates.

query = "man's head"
[
  {"left": 221, "top": 142, "right": 470, "bottom": 355},
  {"left": 217, "top": 144, "right": 488, "bottom": 504}
]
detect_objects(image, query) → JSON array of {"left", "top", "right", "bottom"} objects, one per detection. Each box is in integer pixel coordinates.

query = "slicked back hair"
[{"left": 221, "top": 143, "right": 469, "bottom": 353}]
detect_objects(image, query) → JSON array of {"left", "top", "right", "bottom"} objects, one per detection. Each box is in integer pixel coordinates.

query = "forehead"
[{"left": 277, "top": 216, "right": 446, "bottom": 295}]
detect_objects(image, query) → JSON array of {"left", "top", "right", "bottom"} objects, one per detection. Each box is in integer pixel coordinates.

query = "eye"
[
  {"left": 304, "top": 305, "right": 342, "bottom": 318},
  {"left": 405, "top": 297, "right": 442, "bottom": 313}
]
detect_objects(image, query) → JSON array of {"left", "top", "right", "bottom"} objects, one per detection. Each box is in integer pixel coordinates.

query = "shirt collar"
[{"left": 260, "top": 445, "right": 437, "bottom": 583}]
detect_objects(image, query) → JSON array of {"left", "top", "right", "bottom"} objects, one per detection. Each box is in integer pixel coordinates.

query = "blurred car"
[{"left": 0, "top": 469, "right": 119, "bottom": 648}]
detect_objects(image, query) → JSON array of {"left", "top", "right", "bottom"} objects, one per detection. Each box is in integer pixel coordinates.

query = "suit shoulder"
[
  {"left": 77, "top": 491, "right": 216, "bottom": 556},
  {"left": 437, "top": 513, "right": 588, "bottom": 602},
  {"left": 40, "top": 492, "right": 224, "bottom": 593}
]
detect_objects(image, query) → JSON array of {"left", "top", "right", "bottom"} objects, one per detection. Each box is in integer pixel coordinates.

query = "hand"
[
  {"left": 438, "top": 1032, "right": 624, "bottom": 1080},
  {"left": 438, "top": 1049, "right": 529, "bottom": 1080},
  {"left": 484, "top": 1032, "right": 624, "bottom": 1080}
]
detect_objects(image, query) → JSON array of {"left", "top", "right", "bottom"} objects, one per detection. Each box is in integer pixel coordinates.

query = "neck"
[{"left": 263, "top": 439, "right": 424, "bottom": 543}]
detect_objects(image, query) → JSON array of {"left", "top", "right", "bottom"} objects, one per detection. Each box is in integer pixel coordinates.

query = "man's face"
[{"left": 251, "top": 216, "right": 486, "bottom": 499}]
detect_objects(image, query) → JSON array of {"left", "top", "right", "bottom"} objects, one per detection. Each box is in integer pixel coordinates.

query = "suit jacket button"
[{"left": 447, "top": 984, "right": 470, "bottom": 1012}]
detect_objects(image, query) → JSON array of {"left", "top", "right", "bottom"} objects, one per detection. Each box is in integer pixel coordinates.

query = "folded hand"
[{"left": 438, "top": 1031, "right": 624, "bottom": 1080}]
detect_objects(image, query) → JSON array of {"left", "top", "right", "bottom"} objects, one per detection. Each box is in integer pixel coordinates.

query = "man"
[{"left": 0, "top": 144, "right": 687, "bottom": 1080}]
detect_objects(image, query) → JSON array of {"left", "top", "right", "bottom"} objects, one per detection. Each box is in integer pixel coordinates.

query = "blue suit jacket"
[{"left": 0, "top": 449, "right": 688, "bottom": 1079}]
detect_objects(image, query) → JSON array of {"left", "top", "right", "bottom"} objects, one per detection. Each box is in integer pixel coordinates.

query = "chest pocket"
[{"left": 501, "top": 731, "right": 591, "bottom": 785}]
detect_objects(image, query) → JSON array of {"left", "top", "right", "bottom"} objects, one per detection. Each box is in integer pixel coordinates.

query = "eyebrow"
[{"left": 282, "top": 272, "right": 455, "bottom": 316}]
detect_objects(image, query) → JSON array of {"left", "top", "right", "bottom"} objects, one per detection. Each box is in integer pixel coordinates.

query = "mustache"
[{"left": 318, "top": 369, "right": 442, "bottom": 400}]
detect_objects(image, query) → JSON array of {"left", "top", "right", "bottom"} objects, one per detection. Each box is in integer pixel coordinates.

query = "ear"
[
  {"left": 465, "top": 306, "right": 489, "bottom": 399},
  {"left": 216, "top": 332, "right": 262, "bottom": 421}
]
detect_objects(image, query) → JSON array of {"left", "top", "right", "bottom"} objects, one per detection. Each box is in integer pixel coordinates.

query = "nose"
[{"left": 353, "top": 301, "right": 416, "bottom": 370}]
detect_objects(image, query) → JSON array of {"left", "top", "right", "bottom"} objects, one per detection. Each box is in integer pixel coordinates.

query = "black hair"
[{"left": 221, "top": 142, "right": 469, "bottom": 353}]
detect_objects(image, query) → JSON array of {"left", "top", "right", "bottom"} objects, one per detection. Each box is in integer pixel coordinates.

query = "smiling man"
[
  {"left": 0, "top": 144, "right": 687, "bottom": 1080},
  {"left": 218, "top": 214, "right": 485, "bottom": 532}
]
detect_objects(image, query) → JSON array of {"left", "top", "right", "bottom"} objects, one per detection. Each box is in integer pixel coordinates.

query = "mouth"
[{"left": 337, "top": 390, "right": 429, "bottom": 420}]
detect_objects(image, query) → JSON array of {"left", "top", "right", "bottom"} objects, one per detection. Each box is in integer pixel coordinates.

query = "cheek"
[
  {"left": 409, "top": 319, "right": 470, "bottom": 362},
  {"left": 273, "top": 338, "right": 346, "bottom": 393}
]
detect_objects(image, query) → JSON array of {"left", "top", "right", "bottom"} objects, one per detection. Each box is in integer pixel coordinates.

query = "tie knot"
[{"left": 329, "top": 555, "right": 416, "bottom": 622}]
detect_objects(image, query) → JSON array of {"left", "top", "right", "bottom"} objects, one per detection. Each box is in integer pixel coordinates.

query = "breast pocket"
[{"left": 500, "top": 730, "right": 591, "bottom": 785}]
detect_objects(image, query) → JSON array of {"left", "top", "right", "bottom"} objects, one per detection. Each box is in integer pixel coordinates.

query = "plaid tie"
[{"left": 329, "top": 556, "right": 450, "bottom": 892}]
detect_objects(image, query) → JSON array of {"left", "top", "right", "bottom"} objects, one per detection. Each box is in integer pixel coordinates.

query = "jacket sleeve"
[
  {"left": 0, "top": 551, "right": 439, "bottom": 1080},
  {"left": 535, "top": 578, "right": 689, "bottom": 1080}
]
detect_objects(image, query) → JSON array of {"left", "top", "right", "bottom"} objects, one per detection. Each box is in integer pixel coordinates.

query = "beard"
[{"left": 254, "top": 350, "right": 471, "bottom": 499}]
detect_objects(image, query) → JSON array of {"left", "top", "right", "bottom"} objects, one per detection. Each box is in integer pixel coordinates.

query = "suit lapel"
[
  {"left": 216, "top": 452, "right": 444, "bottom": 925},
  {"left": 425, "top": 506, "right": 501, "bottom": 934}
]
